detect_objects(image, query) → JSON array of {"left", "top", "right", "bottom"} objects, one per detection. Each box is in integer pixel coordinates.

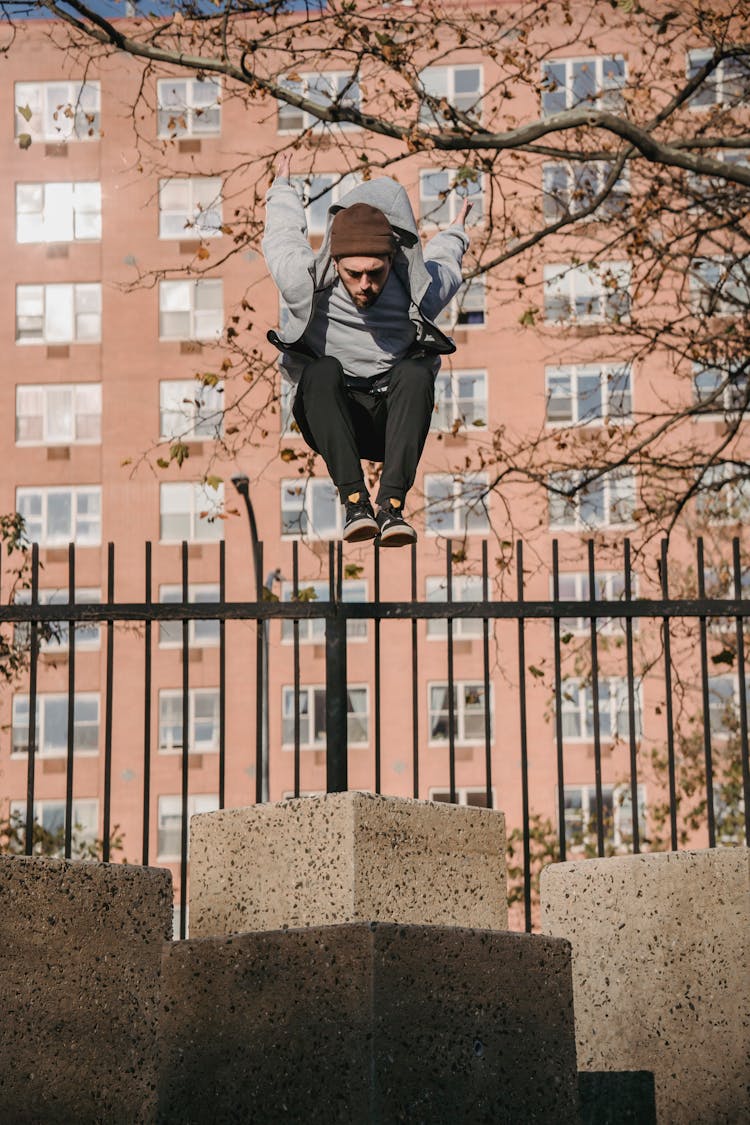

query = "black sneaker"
[
  {"left": 376, "top": 505, "right": 417, "bottom": 548},
  {"left": 343, "top": 496, "right": 379, "bottom": 543}
]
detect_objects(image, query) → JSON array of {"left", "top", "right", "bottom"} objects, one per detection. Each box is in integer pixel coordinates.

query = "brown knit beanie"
[{"left": 330, "top": 202, "right": 396, "bottom": 259}]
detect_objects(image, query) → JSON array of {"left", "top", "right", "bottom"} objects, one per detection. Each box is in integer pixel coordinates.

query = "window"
[
  {"left": 425, "top": 575, "right": 484, "bottom": 638},
  {"left": 694, "top": 362, "right": 749, "bottom": 415},
  {"left": 703, "top": 564, "right": 750, "bottom": 634},
  {"left": 16, "top": 182, "right": 101, "bottom": 243},
  {"left": 541, "top": 56, "right": 625, "bottom": 116},
  {"left": 696, "top": 463, "right": 750, "bottom": 523},
  {"left": 159, "top": 584, "right": 221, "bottom": 647},
  {"left": 16, "top": 283, "right": 102, "bottom": 344},
  {"left": 158, "top": 177, "right": 223, "bottom": 239},
  {"left": 559, "top": 678, "right": 642, "bottom": 741},
  {"left": 16, "top": 383, "right": 101, "bottom": 445},
  {"left": 280, "top": 579, "right": 367, "bottom": 643},
  {"left": 9, "top": 799, "right": 98, "bottom": 858},
  {"left": 545, "top": 364, "right": 632, "bottom": 425},
  {"left": 544, "top": 262, "right": 631, "bottom": 324},
  {"left": 16, "top": 486, "right": 101, "bottom": 547},
  {"left": 549, "top": 470, "right": 636, "bottom": 530},
  {"left": 159, "top": 380, "right": 224, "bottom": 441},
  {"left": 15, "top": 587, "right": 101, "bottom": 651},
  {"left": 290, "top": 173, "right": 361, "bottom": 233},
  {"left": 157, "top": 76, "right": 221, "bottom": 137},
  {"left": 436, "top": 277, "right": 486, "bottom": 329},
  {"left": 159, "top": 279, "right": 223, "bottom": 341},
  {"left": 281, "top": 685, "right": 369, "bottom": 747},
  {"left": 428, "top": 682, "right": 492, "bottom": 745},
  {"left": 562, "top": 783, "right": 646, "bottom": 852},
  {"left": 157, "top": 794, "right": 219, "bottom": 860},
  {"left": 277, "top": 72, "right": 360, "bottom": 132},
  {"left": 418, "top": 65, "right": 482, "bottom": 126},
  {"left": 419, "top": 169, "right": 483, "bottom": 226},
  {"left": 690, "top": 257, "right": 750, "bottom": 316},
  {"left": 12, "top": 692, "right": 100, "bottom": 756},
  {"left": 542, "top": 162, "right": 629, "bottom": 222},
  {"left": 15, "top": 80, "right": 100, "bottom": 141},
  {"left": 430, "top": 787, "right": 495, "bottom": 807},
  {"left": 687, "top": 48, "right": 750, "bottom": 109},
  {"left": 432, "top": 370, "right": 487, "bottom": 432},
  {"left": 554, "top": 571, "right": 634, "bottom": 635},
  {"left": 424, "top": 473, "right": 490, "bottom": 536},
  {"left": 159, "top": 482, "right": 224, "bottom": 543},
  {"left": 158, "top": 688, "right": 220, "bottom": 752},
  {"left": 281, "top": 478, "right": 343, "bottom": 540}
]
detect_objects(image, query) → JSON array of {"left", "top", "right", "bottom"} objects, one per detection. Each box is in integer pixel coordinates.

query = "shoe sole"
[
  {"left": 377, "top": 527, "right": 417, "bottom": 548},
  {"left": 343, "top": 517, "right": 379, "bottom": 543}
]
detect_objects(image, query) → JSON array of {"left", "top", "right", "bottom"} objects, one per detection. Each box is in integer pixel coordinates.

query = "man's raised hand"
[
  {"left": 456, "top": 197, "right": 474, "bottom": 227},
  {"left": 276, "top": 152, "right": 292, "bottom": 180}
]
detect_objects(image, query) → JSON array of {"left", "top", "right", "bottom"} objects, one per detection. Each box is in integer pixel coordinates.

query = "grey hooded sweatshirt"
[{"left": 262, "top": 175, "right": 469, "bottom": 385}]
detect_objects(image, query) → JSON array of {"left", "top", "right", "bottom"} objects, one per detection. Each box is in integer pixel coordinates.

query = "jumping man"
[{"left": 262, "top": 156, "right": 472, "bottom": 547}]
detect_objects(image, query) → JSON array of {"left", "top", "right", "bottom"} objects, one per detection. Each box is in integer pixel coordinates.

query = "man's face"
[{"left": 335, "top": 255, "right": 392, "bottom": 309}]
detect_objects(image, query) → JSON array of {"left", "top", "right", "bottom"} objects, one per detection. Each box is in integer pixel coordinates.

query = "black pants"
[{"left": 292, "top": 355, "right": 436, "bottom": 508}]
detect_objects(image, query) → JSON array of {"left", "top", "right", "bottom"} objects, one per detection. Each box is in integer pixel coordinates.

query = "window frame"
[
  {"left": 16, "top": 485, "right": 102, "bottom": 547},
  {"left": 558, "top": 676, "right": 643, "bottom": 743},
  {"left": 543, "top": 261, "right": 631, "bottom": 325},
  {"left": 553, "top": 570, "right": 636, "bottom": 636},
  {"left": 14, "top": 586, "right": 102, "bottom": 652},
  {"left": 425, "top": 575, "right": 485, "bottom": 639},
  {"left": 16, "top": 282, "right": 102, "bottom": 345},
  {"left": 158, "top": 176, "right": 223, "bottom": 240},
  {"left": 423, "top": 472, "right": 490, "bottom": 537},
  {"left": 158, "top": 279, "right": 224, "bottom": 342},
  {"left": 16, "top": 382, "right": 102, "bottom": 446},
  {"left": 280, "top": 477, "right": 343, "bottom": 541},
  {"left": 281, "top": 684, "right": 370, "bottom": 748},
  {"left": 290, "top": 172, "right": 362, "bottom": 233},
  {"left": 544, "top": 363, "right": 632, "bottom": 426},
  {"left": 16, "top": 181, "right": 102, "bottom": 244},
  {"left": 158, "top": 687, "right": 221, "bottom": 754},
  {"left": 9, "top": 798, "right": 99, "bottom": 858},
  {"left": 277, "top": 71, "right": 361, "bottom": 133},
  {"left": 158, "top": 583, "right": 221, "bottom": 648},
  {"left": 159, "top": 482, "right": 225, "bottom": 544},
  {"left": 687, "top": 48, "right": 750, "bottom": 109},
  {"left": 541, "top": 55, "right": 626, "bottom": 117},
  {"left": 560, "top": 782, "right": 646, "bottom": 853},
  {"left": 280, "top": 579, "right": 368, "bottom": 644},
  {"left": 427, "top": 680, "right": 493, "bottom": 746},
  {"left": 14, "top": 80, "right": 101, "bottom": 142},
  {"left": 436, "top": 277, "right": 486, "bottom": 330},
  {"left": 156, "top": 793, "right": 219, "bottom": 860},
  {"left": 541, "top": 160, "right": 630, "bottom": 222},
  {"left": 419, "top": 168, "right": 484, "bottom": 228},
  {"left": 12, "top": 691, "right": 100, "bottom": 758},
  {"left": 159, "top": 379, "right": 224, "bottom": 441},
  {"left": 548, "top": 469, "right": 636, "bottom": 530},
  {"left": 157, "top": 76, "right": 222, "bottom": 138},
  {"left": 696, "top": 463, "right": 750, "bottom": 524},
  {"left": 418, "top": 64, "right": 483, "bottom": 126}
]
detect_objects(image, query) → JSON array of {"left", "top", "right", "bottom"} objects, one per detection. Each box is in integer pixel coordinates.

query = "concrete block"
[
  {"left": 0, "top": 855, "right": 173, "bottom": 1125},
  {"left": 189, "top": 790, "right": 506, "bottom": 937},
  {"left": 541, "top": 848, "right": 750, "bottom": 1125},
  {"left": 158, "top": 922, "right": 578, "bottom": 1124}
]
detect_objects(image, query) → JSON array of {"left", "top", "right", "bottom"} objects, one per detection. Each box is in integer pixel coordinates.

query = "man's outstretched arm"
[
  {"left": 420, "top": 198, "right": 473, "bottom": 322},
  {"left": 261, "top": 155, "right": 316, "bottom": 317}
]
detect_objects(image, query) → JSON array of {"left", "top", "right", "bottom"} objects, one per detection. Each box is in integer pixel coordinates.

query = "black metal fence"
[{"left": 2, "top": 535, "right": 749, "bottom": 935}]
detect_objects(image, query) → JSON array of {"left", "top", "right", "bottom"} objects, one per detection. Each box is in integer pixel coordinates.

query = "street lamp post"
[{"left": 230, "top": 473, "right": 280, "bottom": 803}]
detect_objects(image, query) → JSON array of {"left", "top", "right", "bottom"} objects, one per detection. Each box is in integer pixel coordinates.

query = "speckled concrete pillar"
[
  {"left": 0, "top": 855, "right": 173, "bottom": 1125},
  {"left": 188, "top": 790, "right": 507, "bottom": 937},
  {"left": 541, "top": 847, "right": 750, "bottom": 1125},
  {"left": 158, "top": 922, "right": 579, "bottom": 1125}
]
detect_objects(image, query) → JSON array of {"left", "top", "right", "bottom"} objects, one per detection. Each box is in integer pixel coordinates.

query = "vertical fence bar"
[
  {"left": 326, "top": 541, "right": 348, "bottom": 792},
  {"left": 102, "top": 543, "right": 115, "bottom": 863},
  {"left": 255, "top": 539, "right": 264, "bottom": 805},
  {"left": 516, "top": 541, "right": 532, "bottom": 932},
  {"left": 697, "top": 537, "right": 716, "bottom": 848},
  {"left": 64, "top": 543, "right": 76, "bottom": 859},
  {"left": 552, "top": 540, "right": 566, "bottom": 862},
  {"left": 660, "top": 539, "right": 678, "bottom": 851},
  {"left": 481, "top": 541, "right": 493, "bottom": 808},
  {"left": 218, "top": 540, "right": 226, "bottom": 810},
  {"left": 24, "top": 544, "right": 40, "bottom": 856},
  {"left": 623, "top": 539, "right": 640, "bottom": 854},
  {"left": 179, "top": 541, "right": 190, "bottom": 940},
  {"left": 733, "top": 538, "right": 750, "bottom": 847},
  {"left": 446, "top": 540, "right": 456, "bottom": 803},
  {"left": 142, "top": 542, "right": 152, "bottom": 865},
  {"left": 374, "top": 542, "right": 382, "bottom": 794},
  {"left": 587, "top": 540, "right": 605, "bottom": 857},
  {"left": 292, "top": 541, "right": 301, "bottom": 798},
  {"left": 411, "top": 541, "right": 419, "bottom": 799}
]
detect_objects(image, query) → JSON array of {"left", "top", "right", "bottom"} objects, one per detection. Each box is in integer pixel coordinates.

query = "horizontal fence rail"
[{"left": 1, "top": 536, "right": 749, "bottom": 935}]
